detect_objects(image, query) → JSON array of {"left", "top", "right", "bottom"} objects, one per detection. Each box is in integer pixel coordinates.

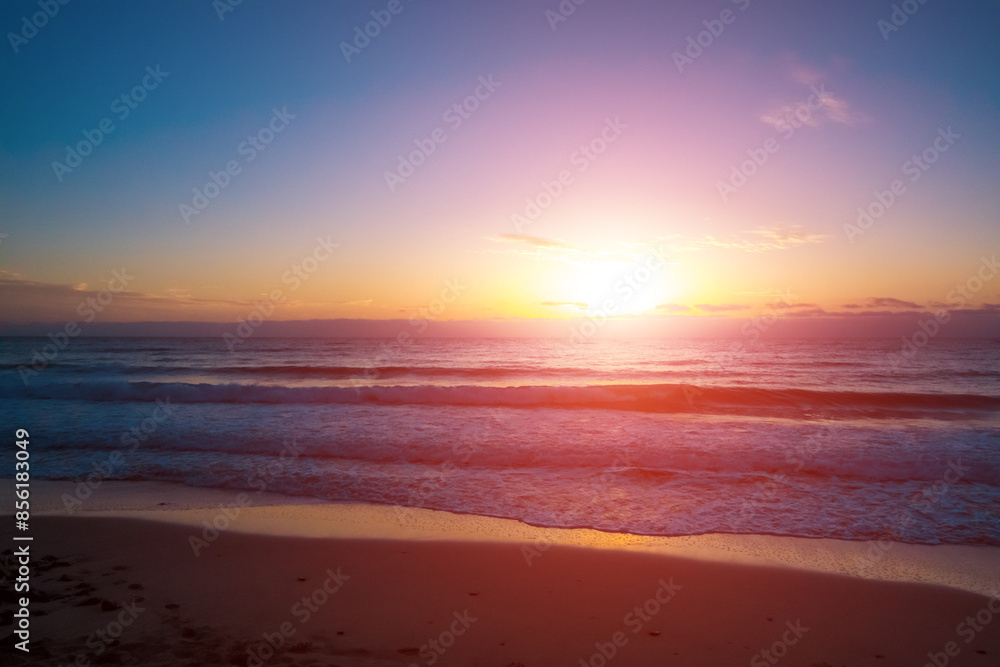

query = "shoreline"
[
  {"left": 6, "top": 479, "right": 1000, "bottom": 597},
  {"left": 4, "top": 480, "right": 1000, "bottom": 666}
]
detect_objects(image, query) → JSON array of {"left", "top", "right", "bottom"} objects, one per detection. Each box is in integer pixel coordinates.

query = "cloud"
[
  {"left": 784, "top": 304, "right": 1000, "bottom": 319},
  {"left": 540, "top": 301, "right": 588, "bottom": 310},
  {"left": 843, "top": 297, "right": 922, "bottom": 310},
  {"left": 759, "top": 88, "right": 867, "bottom": 130},
  {"left": 759, "top": 55, "right": 868, "bottom": 131},
  {"left": 815, "top": 89, "right": 867, "bottom": 126},
  {"left": 784, "top": 308, "right": 916, "bottom": 319},
  {"left": 695, "top": 304, "right": 751, "bottom": 312},
  {"left": 655, "top": 303, "right": 691, "bottom": 313},
  {"left": 656, "top": 301, "right": 814, "bottom": 315},
  {"left": 786, "top": 63, "right": 824, "bottom": 87},
  {"left": 699, "top": 225, "right": 830, "bottom": 252},
  {"left": 0, "top": 273, "right": 322, "bottom": 323},
  {"left": 487, "top": 235, "right": 668, "bottom": 266},
  {"left": 784, "top": 308, "right": 832, "bottom": 318},
  {"left": 751, "top": 226, "right": 829, "bottom": 245},
  {"left": 947, "top": 304, "right": 1000, "bottom": 316},
  {"left": 493, "top": 225, "right": 828, "bottom": 266},
  {"left": 492, "top": 233, "right": 570, "bottom": 249},
  {"left": 868, "top": 297, "right": 922, "bottom": 309}
]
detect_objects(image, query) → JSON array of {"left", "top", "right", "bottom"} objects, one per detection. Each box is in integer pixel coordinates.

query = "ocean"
[{"left": 2, "top": 336, "right": 998, "bottom": 547}]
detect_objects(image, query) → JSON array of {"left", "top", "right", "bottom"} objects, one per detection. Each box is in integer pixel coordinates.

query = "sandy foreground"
[{"left": 2, "top": 481, "right": 1000, "bottom": 666}]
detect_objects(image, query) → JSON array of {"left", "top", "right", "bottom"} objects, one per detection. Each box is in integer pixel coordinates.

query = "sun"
[{"left": 553, "top": 258, "right": 675, "bottom": 317}]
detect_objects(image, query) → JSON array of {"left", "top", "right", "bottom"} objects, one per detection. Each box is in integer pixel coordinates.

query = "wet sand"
[{"left": 4, "top": 481, "right": 1000, "bottom": 666}]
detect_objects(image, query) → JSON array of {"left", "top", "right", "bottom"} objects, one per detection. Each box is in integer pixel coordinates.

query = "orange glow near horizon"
[{"left": 2, "top": 10, "right": 999, "bottom": 338}]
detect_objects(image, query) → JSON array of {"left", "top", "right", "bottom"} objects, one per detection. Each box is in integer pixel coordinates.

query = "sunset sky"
[{"left": 2, "top": 0, "right": 998, "bottom": 336}]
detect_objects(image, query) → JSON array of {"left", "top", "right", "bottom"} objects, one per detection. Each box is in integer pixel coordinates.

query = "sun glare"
[{"left": 554, "top": 259, "right": 675, "bottom": 317}]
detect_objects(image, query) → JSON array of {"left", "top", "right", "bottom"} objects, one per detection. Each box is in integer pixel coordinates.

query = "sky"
[{"left": 1, "top": 0, "right": 999, "bottom": 337}]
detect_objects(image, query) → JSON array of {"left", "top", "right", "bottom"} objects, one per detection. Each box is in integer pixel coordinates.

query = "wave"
[
  {"left": 953, "top": 369, "right": 1000, "bottom": 378},
  {"left": 6, "top": 380, "right": 1000, "bottom": 418},
  {"left": 28, "top": 421, "right": 1000, "bottom": 485},
  {"left": 210, "top": 364, "right": 627, "bottom": 378},
  {"left": 2, "top": 362, "right": 707, "bottom": 378}
]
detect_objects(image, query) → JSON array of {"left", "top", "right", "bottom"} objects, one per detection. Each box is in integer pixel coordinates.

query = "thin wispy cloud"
[
  {"left": 0, "top": 273, "right": 316, "bottom": 322},
  {"left": 655, "top": 303, "right": 691, "bottom": 313},
  {"left": 493, "top": 233, "right": 571, "bottom": 249},
  {"left": 487, "top": 235, "right": 664, "bottom": 266},
  {"left": 695, "top": 304, "right": 751, "bottom": 312},
  {"left": 696, "top": 225, "right": 830, "bottom": 252},
  {"left": 760, "top": 89, "right": 867, "bottom": 130},
  {"left": 843, "top": 297, "right": 922, "bottom": 310},
  {"left": 760, "top": 54, "right": 869, "bottom": 131},
  {"left": 540, "top": 301, "right": 588, "bottom": 310},
  {"left": 490, "top": 224, "right": 828, "bottom": 264},
  {"left": 1, "top": 277, "right": 247, "bottom": 309}
]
